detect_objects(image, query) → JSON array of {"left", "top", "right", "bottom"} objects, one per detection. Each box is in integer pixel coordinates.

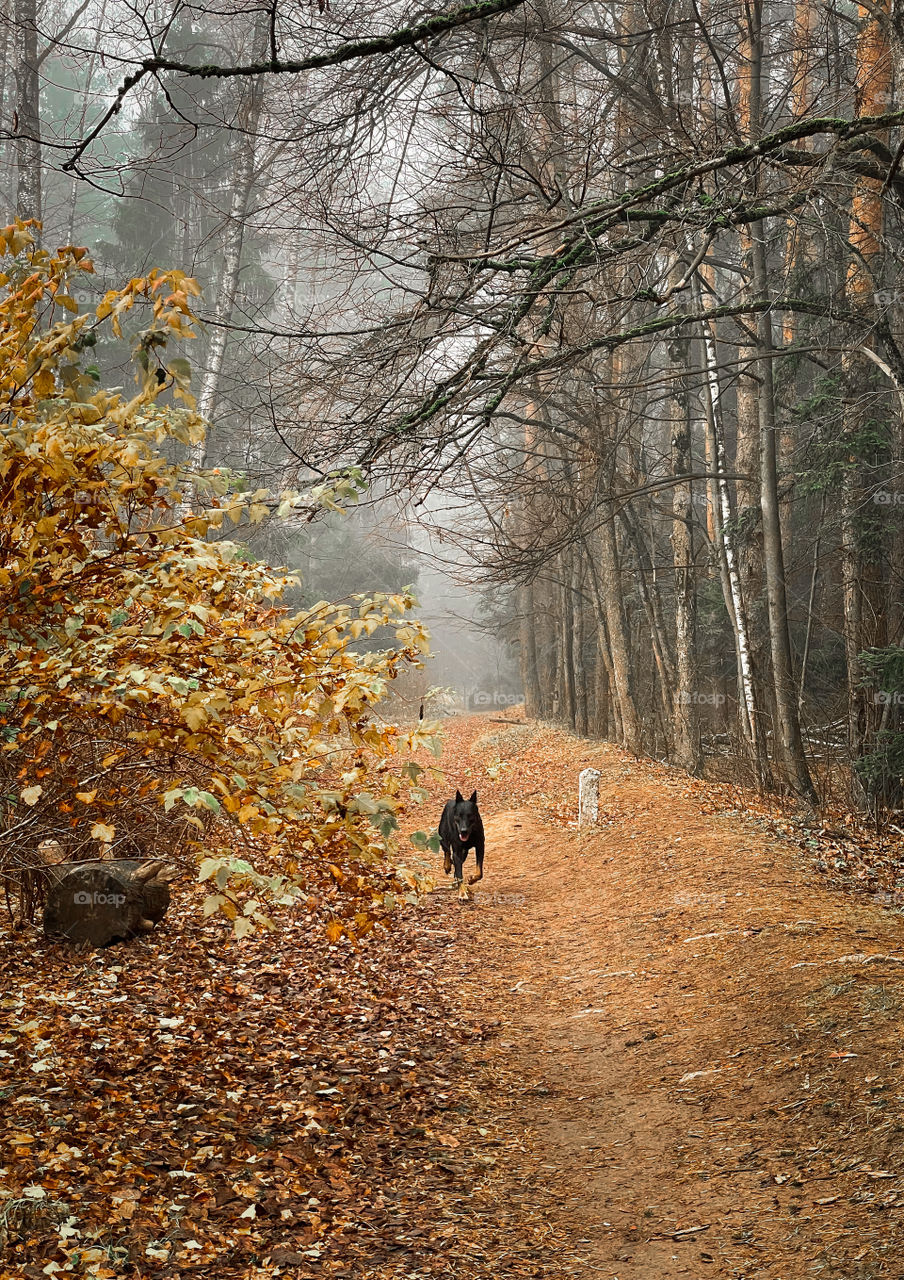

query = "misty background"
[
  {"left": 7, "top": 0, "right": 904, "bottom": 805},
  {"left": 0, "top": 0, "right": 523, "bottom": 713}
]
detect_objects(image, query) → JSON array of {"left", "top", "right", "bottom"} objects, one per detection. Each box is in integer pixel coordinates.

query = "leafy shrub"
[{"left": 0, "top": 222, "right": 436, "bottom": 939}]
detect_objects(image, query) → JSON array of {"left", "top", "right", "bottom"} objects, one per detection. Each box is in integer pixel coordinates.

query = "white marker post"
[{"left": 578, "top": 768, "right": 601, "bottom": 828}]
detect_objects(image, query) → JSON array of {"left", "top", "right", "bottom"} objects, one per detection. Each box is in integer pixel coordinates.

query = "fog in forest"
[{"left": 5, "top": 0, "right": 904, "bottom": 802}]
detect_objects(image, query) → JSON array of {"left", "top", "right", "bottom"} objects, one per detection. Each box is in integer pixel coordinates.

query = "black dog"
[{"left": 439, "top": 789, "right": 484, "bottom": 901}]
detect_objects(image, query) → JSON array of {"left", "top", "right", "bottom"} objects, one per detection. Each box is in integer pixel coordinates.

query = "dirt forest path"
[{"left": 421, "top": 714, "right": 904, "bottom": 1280}]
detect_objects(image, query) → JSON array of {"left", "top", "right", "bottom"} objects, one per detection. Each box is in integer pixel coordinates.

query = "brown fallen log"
[{"left": 43, "top": 859, "right": 172, "bottom": 947}]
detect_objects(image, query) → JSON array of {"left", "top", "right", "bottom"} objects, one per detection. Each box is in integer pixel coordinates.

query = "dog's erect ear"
[
  {"left": 470, "top": 790, "right": 478, "bottom": 804},
  {"left": 455, "top": 789, "right": 464, "bottom": 803}
]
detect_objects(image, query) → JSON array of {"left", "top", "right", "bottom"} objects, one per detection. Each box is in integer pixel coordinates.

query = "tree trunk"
[
  {"left": 534, "top": 577, "right": 558, "bottom": 718},
  {"left": 559, "top": 553, "right": 577, "bottom": 728},
  {"left": 592, "top": 638, "right": 611, "bottom": 739},
  {"left": 735, "top": 0, "right": 765, "bottom": 624},
  {"left": 572, "top": 555, "right": 589, "bottom": 735},
  {"left": 195, "top": 13, "right": 268, "bottom": 464},
  {"left": 751, "top": 232, "right": 816, "bottom": 800},
  {"left": 518, "top": 581, "right": 542, "bottom": 717},
  {"left": 14, "top": 0, "right": 41, "bottom": 225},
  {"left": 696, "top": 290, "right": 762, "bottom": 764},
  {"left": 841, "top": 0, "right": 892, "bottom": 760},
  {"left": 780, "top": 0, "right": 819, "bottom": 548},
  {"left": 0, "top": 4, "right": 13, "bottom": 207},
  {"left": 798, "top": 491, "right": 826, "bottom": 711},
  {"left": 64, "top": 0, "right": 109, "bottom": 244},
  {"left": 669, "top": 338, "right": 704, "bottom": 774},
  {"left": 596, "top": 512, "right": 641, "bottom": 753},
  {"left": 620, "top": 505, "right": 676, "bottom": 723},
  {"left": 43, "top": 860, "right": 173, "bottom": 948}
]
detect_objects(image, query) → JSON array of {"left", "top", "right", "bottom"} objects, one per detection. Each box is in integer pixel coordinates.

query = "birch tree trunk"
[
  {"left": 696, "top": 283, "right": 761, "bottom": 763},
  {"left": 0, "top": 3, "right": 13, "bottom": 206},
  {"left": 64, "top": 0, "right": 108, "bottom": 244},
  {"left": 13, "top": 0, "right": 41, "bottom": 225},
  {"left": 737, "top": 0, "right": 811, "bottom": 793},
  {"left": 194, "top": 14, "right": 268, "bottom": 466}
]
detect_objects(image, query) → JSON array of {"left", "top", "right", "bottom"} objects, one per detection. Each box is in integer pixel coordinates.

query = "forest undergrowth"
[{"left": 5, "top": 712, "right": 904, "bottom": 1278}]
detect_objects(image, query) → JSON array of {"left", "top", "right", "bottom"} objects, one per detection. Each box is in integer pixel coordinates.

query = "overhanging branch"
[{"left": 62, "top": 0, "right": 527, "bottom": 173}]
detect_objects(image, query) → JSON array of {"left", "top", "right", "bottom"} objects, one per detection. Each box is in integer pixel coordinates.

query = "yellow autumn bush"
[{"left": 0, "top": 222, "right": 436, "bottom": 939}]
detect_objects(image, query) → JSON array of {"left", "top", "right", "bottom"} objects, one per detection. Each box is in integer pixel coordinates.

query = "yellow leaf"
[
  {"left": 21, "top": 785, "right": 42, "bottom": 806},
  {"left": 91, "top": 822, "right": 115, "bottom": 842},
  {"left": 33, "top": 367, "right": 55, "bottom": 397},
  {"left": 75, "top": 790, "right": 97, "bottom": 803},
  {"left": 182, "top": 704, "right": 207, "bottom": 732}
]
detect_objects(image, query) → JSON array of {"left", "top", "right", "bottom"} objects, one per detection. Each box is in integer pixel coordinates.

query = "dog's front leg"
[
  {"left": 468, "top": 842, "right": 485, "bottom": 886},
  {"left": 452, "top": 852, "right": 469, "bottom": 902}
]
